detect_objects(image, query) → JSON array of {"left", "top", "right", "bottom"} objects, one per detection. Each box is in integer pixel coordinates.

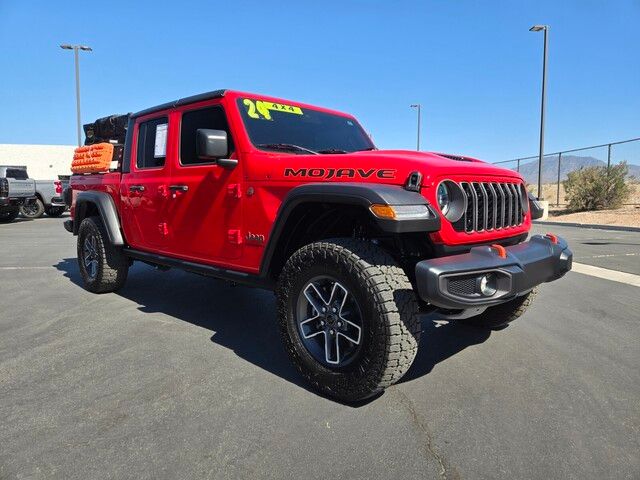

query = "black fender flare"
[
  {"left": 73, "top": 191, "right": 125, "bottom": 246},
  {"left": 259, "top": 182, "right": 440, "bottom": 275}
]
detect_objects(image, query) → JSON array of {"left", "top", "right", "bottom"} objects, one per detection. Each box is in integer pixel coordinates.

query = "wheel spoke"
[
  {"left": 299, "top": 314, "right": 323, "bottom": 339},
  {"left": 89, "top": 259, "right": 98, "bottom": 278},
  {"left": 325, "top": 331, "right": 340, "bottom": 364},
  {"left": 303, "top": 283, "right": 329, "bottom": 315},
  {"left": 328, "top": 282, "right": 348, "bottom": 308}
]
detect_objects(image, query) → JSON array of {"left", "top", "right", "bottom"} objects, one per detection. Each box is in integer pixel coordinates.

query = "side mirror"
[{"left": 196, "top": 129, "right": 228, "bottom": 161}]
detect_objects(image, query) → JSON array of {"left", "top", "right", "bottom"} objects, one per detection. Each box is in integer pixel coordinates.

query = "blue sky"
[{"left": 0, "top": 0, "right": 638, "bottom": 162}]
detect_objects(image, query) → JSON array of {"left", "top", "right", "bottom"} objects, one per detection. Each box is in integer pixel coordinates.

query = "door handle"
[
  {"left": 129, "top": 185, "right": 145, "bottom": 192},
  {"left": 169, "top": 185, "right": 189, "bottom": 192}
]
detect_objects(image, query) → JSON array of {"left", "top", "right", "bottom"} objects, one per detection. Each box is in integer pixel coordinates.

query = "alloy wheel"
[
  {"left": 83, "top": 234, "right": 99, "bottom": 280},
  {"left": 296, "top": 276, "right": 363, "bottom": 367}
]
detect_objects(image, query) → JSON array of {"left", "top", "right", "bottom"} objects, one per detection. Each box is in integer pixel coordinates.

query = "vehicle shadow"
[
  {"left": 55, "top": 258, "right": 493, "bottom": 403},
  {"left": 401, "top": 314, "right": 492, "bottom": 383}
]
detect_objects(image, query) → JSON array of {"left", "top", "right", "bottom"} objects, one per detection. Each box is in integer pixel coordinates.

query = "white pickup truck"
[
  {"left": 0, "top": 166, "right": 36, "bottom": 223},
  {"left": 19, "top": 178, "right": 67, "bottom": 219}
]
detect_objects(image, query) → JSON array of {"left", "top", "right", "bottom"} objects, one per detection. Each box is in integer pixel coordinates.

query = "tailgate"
[{"left": 8, "top": 179, "right": 36, "bottom": 197}]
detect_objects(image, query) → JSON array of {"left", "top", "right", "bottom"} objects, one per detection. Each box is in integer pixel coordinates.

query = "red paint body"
[{"left": 70, "top": 90, "right": 530, "bottom": 274}]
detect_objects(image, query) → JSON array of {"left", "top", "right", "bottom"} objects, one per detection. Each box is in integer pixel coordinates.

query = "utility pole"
[
  {"left": 60, "top": 44, "right": 93, "bottom": 146},
  {"left": 410, "top": 104, "right": 421, "bottom": 151},
  {"left": 529, "top": 25, "right": 549, "bottom": 200}
]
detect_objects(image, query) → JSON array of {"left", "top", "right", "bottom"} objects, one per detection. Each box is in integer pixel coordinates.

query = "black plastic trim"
[
  {"left": 63, "top": 219, "right": 73, "bottom": 233},
  {"left": 528, "top": 192, "right": 545, "bottom": 220},
  {"left": 124, "top": 248, "right": 272, "bottom": 289},
  {"left": 259, "top": 182, "right": 441, "bottom": 275},
  {"left": 131, "top": 90, "right": 226, "bottom": 119},
  {"left": 73, "top": 191, "right": 124, "bottom": 245},
  {"left": 415, "top": 234, "right": 572, "bottom": 309},
  {"left": 121, "top": 116, "right": 136, "bottom": 174}
]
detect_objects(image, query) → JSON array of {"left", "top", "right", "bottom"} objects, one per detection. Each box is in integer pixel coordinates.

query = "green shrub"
[{"left": 563, "top": 162, "right": 631, "bottom": 211}]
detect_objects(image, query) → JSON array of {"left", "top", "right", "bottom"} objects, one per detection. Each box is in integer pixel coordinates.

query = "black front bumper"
[{"left": 415, "top": 235, "right": 572, "bottom": 309}]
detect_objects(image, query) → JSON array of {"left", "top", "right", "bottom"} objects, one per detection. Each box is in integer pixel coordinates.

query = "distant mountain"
[{"left": 513, "top": 155, "right": 640, "bottom": 185}]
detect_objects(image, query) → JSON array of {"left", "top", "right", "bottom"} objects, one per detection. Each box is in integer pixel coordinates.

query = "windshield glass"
[{"left": 236, "top": 98, "right": 375, "bottom": 153}]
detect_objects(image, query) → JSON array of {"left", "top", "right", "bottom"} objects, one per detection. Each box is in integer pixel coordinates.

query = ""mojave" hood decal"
[{"left": 284, "top": 168, "right": 396, "bottom": 180}]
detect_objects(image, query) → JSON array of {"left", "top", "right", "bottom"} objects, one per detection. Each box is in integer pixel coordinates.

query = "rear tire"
[
  {"left": 45, "top": 206, "right": 66, "bottom": 217},
  {"left": 460, "top": 287, "right": 539, "bottom": 329},
  {"left": 77, "top": 216, "right": 129, "bottom": 293},
  {"left": 277, "top": 239, "right": 421, "bottom": 402},
  {"left": 20, "top": 198, "right": 44, "bottom": 219},
  {"left": 0, "top": 210, "right": 19, "bottom": 223}
]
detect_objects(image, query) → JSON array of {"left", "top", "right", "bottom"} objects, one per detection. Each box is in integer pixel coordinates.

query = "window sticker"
[
  {"left": 154, "top": 123, "right": 168, "bottom": 158},
  {"left": 242, "top": 98, "right": 303, "bottom": 120}
]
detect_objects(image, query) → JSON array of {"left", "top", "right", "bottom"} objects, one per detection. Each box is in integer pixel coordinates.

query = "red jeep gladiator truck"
[{"left": 64, "top": 89, "right": 572, "bottom": 402}]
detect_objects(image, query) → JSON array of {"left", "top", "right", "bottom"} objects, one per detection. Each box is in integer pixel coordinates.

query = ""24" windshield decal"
[{"left": 243, "top": 98, "right": 303, "bottom": 120}]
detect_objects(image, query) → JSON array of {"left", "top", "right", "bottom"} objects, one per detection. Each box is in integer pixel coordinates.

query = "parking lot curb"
[{"left": 534, "top": 220, "right": 640, "bottom": 233}]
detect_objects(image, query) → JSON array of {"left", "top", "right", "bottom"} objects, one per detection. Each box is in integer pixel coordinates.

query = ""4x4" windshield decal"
[{"left": 284, "top": 168, "right": 396, "bottom": 180}]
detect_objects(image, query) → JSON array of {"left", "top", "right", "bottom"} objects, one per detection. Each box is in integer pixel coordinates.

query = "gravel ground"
[{"left": 545, "top": 207, "right": 640, "bottom": 228}]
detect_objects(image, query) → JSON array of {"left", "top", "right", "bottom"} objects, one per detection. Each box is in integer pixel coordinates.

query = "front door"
[
  {"left": 120, "top": 115, "right": 172, "bottom": 253},
  {"left": 163, "top": 104, "right": 243, "bottom": 265}
]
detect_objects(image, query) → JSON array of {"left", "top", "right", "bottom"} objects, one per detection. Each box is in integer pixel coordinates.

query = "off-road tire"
[
  {"left": 460, "top": 287, "right": 539, "bottom": 329},
  {"left": 45, "top": 206, "right": 66, "bottom": 217},
  {"left": 0, "top": 210, "right": 19, "bottom": 223},
  {"left": 20, "top": 198, "right": 44, "bottom": 219},
  {"left": 277, "top": 239, "right": 421, "bottom": 402},
  {"left": 77, "top": 216, "right": 129, "bottom": 293}
]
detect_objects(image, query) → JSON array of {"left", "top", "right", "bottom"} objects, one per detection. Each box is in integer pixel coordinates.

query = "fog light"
[{"left": 478, "top": 273, "right": 497, "bottom": 297}]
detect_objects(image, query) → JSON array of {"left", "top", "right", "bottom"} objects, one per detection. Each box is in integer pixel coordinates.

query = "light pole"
[
  {"left": 60, "top": 44, "right": 92, "bottom": 146},
  {"left": 410, "top": 104, "right": 421, "bottom": 151},
  {"left": 529, "top": 25, "right": 548, "bottom": 200}
]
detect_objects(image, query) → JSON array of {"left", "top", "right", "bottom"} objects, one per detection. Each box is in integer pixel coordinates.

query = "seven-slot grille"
[{"left": 452, "top": 182, "right": 526, "bottom": 233}]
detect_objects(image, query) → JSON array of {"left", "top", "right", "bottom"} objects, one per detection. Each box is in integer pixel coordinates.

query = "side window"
[
  {"left": 180, "top": 106, "right": 234, "bottom": 165},
  {"left": 136, "top": 117, "right": 168, "bottom": 169}
]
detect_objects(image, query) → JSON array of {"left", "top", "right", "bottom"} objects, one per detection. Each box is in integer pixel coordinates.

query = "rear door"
[
  {"left": 119, "top": 116, "right": 172, "bottom": 252},
  {"left": 163, "top": 103, "right": 243, "bottom": 264}
]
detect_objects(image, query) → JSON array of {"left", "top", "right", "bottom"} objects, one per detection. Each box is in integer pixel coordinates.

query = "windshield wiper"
[
  {"left": 356, "top": 147, "right": 377, "bottom": 151},
  {"left": 257, "top": 143, "right": 318, "bottom": 155},
  {"left": 317, "top": 148, "right": 348, "bottom": 154}
]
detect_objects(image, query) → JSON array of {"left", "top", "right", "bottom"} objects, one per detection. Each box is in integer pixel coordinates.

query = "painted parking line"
[
  {"left": 0, "top": 266, "right": 54, "bottom": 270},
  {"left": 571, "top": 262, "right": 640, "bottom": 288}
]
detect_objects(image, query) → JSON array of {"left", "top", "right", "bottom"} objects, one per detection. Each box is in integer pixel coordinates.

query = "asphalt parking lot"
[{"left": 1, "top": 217, "right": 638, "bottom": 480}]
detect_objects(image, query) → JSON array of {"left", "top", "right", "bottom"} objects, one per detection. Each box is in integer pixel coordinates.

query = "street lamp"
[
  {"left": 529, "top": 25, "right": 548, "bottom": 200},
  {"left": 410, "top": 104, "right": 421, "bottom": 151},
  {"left": 60, "top": 44, "right": 93, "bottom": 146}
]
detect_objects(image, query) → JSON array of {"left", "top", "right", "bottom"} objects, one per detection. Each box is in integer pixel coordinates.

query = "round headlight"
[
  {"left": 437, "top": 183, "right": 450, "bottom": 214},
  {"left": 436, "top": 180, "right": 466, "bottom": 223}
]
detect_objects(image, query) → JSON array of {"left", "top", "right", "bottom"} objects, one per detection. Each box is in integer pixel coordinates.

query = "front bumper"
[{"left": 415, "top": 235, "right": 572, "bottom": 309}]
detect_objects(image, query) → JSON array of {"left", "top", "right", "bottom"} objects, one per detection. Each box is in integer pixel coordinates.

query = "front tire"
[
  {"left": 460, "top": 287, "right": 539, "bottom": 329},
  {"left": 277, "top": 239, "right": 421, "bottom": 402},
  {"left": 20, "top": 198, "right": 44, "bottom": 219},
  {"left": 77, "top": 216, "right": 129, "bottom": 293}
]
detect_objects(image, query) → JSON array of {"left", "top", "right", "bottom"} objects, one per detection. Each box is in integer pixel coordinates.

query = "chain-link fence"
[{"left": 493, "top": 138, "right": 640, "bottom": 206}]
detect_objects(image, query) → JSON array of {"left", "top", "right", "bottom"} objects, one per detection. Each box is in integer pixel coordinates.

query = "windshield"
[{"left": 237, "top": 98, "right": 375, "bottom": 154}]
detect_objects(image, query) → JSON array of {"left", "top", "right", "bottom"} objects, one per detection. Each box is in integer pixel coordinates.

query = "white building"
[{"left": 0, "top": 144, "right": 75, "bottom": 180}]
